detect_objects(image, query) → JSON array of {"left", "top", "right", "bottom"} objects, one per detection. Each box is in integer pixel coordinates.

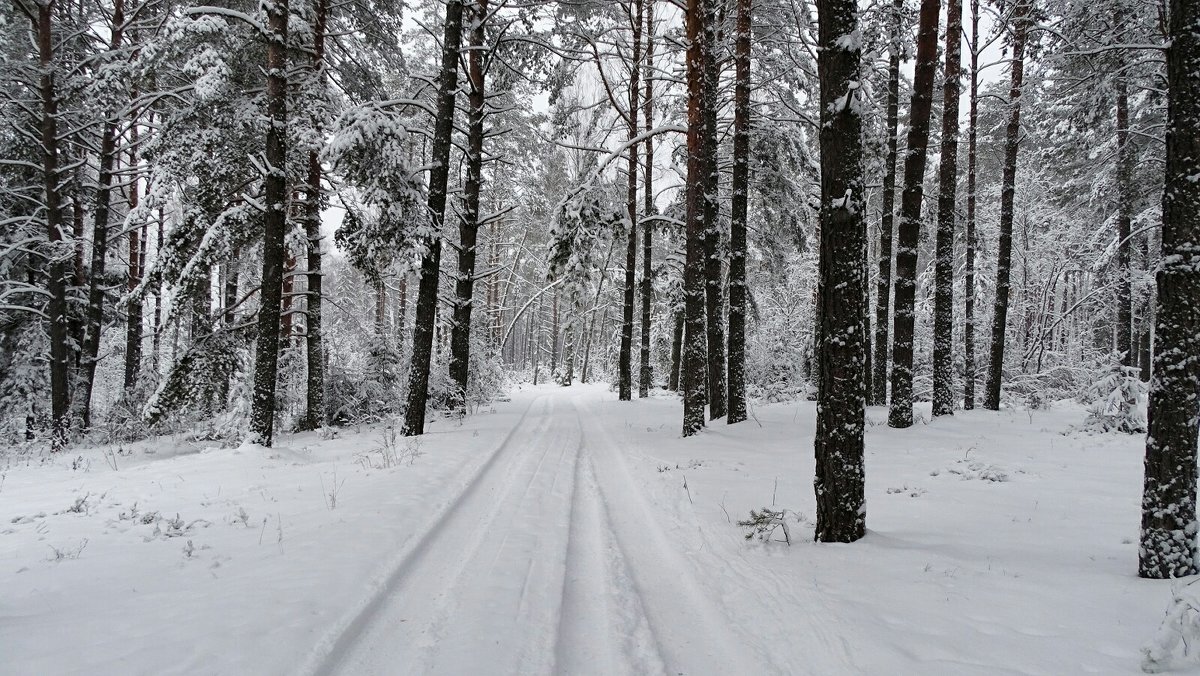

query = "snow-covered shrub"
[
  {"left": 1143, "top": 580, "right": 1200, "bottom": 673},
  {"left": 738, "top": 507, "right": 805, "bottom": 545},
  {"left": 1081, "top": 354, "right": 1146, "bottom": 434}
]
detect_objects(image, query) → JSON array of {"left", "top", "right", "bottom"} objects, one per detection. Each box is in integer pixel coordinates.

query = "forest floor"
[{"left": 0, "top": 383, "right": 1192, "bottom": 675}]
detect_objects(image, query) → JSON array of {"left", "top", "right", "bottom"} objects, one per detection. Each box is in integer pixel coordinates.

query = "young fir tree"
[{"left": 813, "top": 0, "right": 867, "bottom": 543}]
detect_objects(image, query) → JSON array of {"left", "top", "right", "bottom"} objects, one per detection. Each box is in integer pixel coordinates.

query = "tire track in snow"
[{"left": 304, "top": 394, "right": 585, "bottom": 676}]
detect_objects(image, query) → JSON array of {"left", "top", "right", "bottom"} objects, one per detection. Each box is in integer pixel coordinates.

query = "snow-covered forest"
[{"left": 2, "top": 0, "right": 1199, "bottom": 671}]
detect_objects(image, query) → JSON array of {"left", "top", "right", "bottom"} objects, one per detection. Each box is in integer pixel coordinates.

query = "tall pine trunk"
[
  {"left": 619, "top": 0, "right": 642, "bottom": 402},
  {"left": 871, "top": 0, "right": 903, "bottom": 406},
  {"left": 887, "top": 0, "right": 941, "bottom": 428},
  {"left": 248, "top": 0, "right": 290, "bottom": 446},
  {"left": 702, "top": 0, "right": 726, "bottom": 420},
  {"left": 1115, "top": 73, "right": 1134, "bottom": 366},
  {"left": 449, "top": 0, "right": 487, "bottom": 412},
  {"left": 814, "top": 0, "right": 867, "bottom": 543},
  {"left": 301, "top": 0, "right": 327, "bottom": 431},
  {"left": 964, "top": 0, "right": 979, "bottom": 409},
  {"left": 401, "top": 0, "right": 464, "bottom": 436},
  {"left": 681, "top": 0, "right": 708, "bottom": 436},
  {"left": 1138, "top": 0, "right": 1200, "bottom": 580},
  {"left": 639, "top": 0, "right": 654, "bottom": 398},
  {"left": 124, "top": 113, "right": 143, "bottom": 392},
  {"left": 983, "top": 0, "right": 1031, "bottom": 411},
  {"left": 726, "top": 0, "right": 751, "bottom": 424},
  {"left": 932, "top": 0, "right": 962, "bottom": 417}
]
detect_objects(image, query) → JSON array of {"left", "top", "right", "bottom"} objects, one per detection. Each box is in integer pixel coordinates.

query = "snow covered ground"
[{"left": 0, "top": 383, "right": 1192, "bottom": 674}]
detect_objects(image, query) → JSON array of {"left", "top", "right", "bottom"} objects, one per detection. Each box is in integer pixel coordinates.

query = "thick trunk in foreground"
[
  {"left": 449, "top": 0, "right": 487, "bottom": 412},
  {"left": 964, "top": 0, "right": 979, "bottom": 409},
  {"left": 619, "top": 0, "right": 642, "bottom": 402},
  {"left": 814, "top": 0, "right": 867, "bottom": 543},
  {"left": 300, "top": 0, "right": 327, "bottom": 431},
  {"left": 401, "top": 0, "right": 464, "bottom": 436},
  {"left": 983, "top": 0, "right": 1031, "bottom": 411},
  {"left": 682, "top": 0, "right": 708, "bottom": 436},
  {"left": 932, "top": 0, "right": 962, "bottom": 417},
  {"left": 871, "top": 0, "right": 903, "bottom": 406},
  {"left": 1138, "top": 0, "right": 1200, "bottom": 580},
  {"left": 726, "top": 0, "right": 751, "bottom": 425},
  {"left": 702, "top": 0, "right": 726, "bottom": 420},
  {"left": 887, "top": 0, "right": 941, "bottom": 428},
  {"left": 248, "top": 0, "right": 290, "bottom": 446}
]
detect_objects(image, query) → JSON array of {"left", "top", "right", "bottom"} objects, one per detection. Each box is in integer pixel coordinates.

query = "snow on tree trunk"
[
  {"left": 449, "top": 0, "right": 487, "bottom": 414},
  {"left": 248, "top": 0, "right": 290, "bottom": 446},
  {"left": 619, "top": 0, "right": 642, "bottom": 403},
  {"left": 726, "top": 0, "right": 750, "bottom": 425},
  {"left": 301, "top": 0, "right": 328, "bottom": 431},
  {"left": 983, "top": 0, "right": 1031, "bottom": 412},
  {"left": 682, "top": 0, "right": 708, "bottom": 437},
  {"left": 871, "top": 0, "right": 903, "bottom": 407},
  {"left": 640, "top": 0, "right": 655, "bottom": 399},
  {"left": 1137, "top": 0, "right": 1200, "bottom": 580},
  {"left": 1115, "top": 73, "right": 1134, "bottom": 367},
  {"left": 813, "top": 0, "right": 867, "bottom": 543},
  {"left": 887, "top": 0, "right": 941, "bottom": 428},
  {"left": 964, "top": 0, "right": 980, "bottom": 410},
  {"left": 402, "top": 0, "right": 464, "bottom": 436},
  {"left": 702, "top": 0, "right": 726, "bottom": 421},
  {"left": 932, "top": 0, "right": 962, "bottom": 418}
]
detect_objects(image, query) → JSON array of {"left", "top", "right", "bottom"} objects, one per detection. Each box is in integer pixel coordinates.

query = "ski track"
[{"left": 304, "top": 388, "right": 767, "bottom": 676}]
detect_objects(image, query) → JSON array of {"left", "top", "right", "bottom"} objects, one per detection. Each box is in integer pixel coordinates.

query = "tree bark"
[
  {"left": 887, "top": 0, "right": 941, "bottom": 428},
  {"left": 449, "top": 0, "right": 487, "bottom": 412},
  {"left": 300, "top": 0, "right": 327, "bottom": 431},
  {"left": 639, "top": 0, "right": 655, "bottom": 398},
  {"left": 932, "top": 0, "right": 962, "bottom": 417},
  {"left": 964, "top": 0, "right": 979, "bottom": 410},
  {"left": 248, "top": 0, "right": 290, "bottom": 446},
  {"left": 669, "top": 310, "right": 683, "bottom": 391},
  {"left": 1138, "top": 0, "right": 1200, "bottom": 580},
  {"left": 814, "top": 0, "right": 867, "bottom": 543},
  {"left": 401, "top": 0, "right": 465, "bottom": 436},
  {"left": 124, "top": 117, "right": 143, "bottom": 392},
  {"left": 619, "top": 0, "right": 642, "bottom": 402},
  {"left": 983, "top": 0, "right": 1031, "bottom": 411},
  {"left": 726, "top": 0, "right": 751, "bottom": 425},
  {"left": 1115, "top": 73, "right": 1134, "bottom": 367},
  {"left": 702, "top": 0, "right": 726, "bottom": 420},
  {"left": 682, "top": 0, "right": 708, "bottom": 436},
  {"left": 871, "top": 0, "right": 903, "bottom": 407}
]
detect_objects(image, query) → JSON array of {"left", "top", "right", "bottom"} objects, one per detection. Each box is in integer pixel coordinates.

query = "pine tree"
[
  {"left": 963, "top": 0, "right": 980, "bottom": 410},
  {"left": 681, "top": 0, "right": 708, "bottom": 436},
  {"left": 932, "top": 0, "right": 963, "bottom": 417},
  {"left": 726, "top": 0, "right": 751, "bottom": 425}
]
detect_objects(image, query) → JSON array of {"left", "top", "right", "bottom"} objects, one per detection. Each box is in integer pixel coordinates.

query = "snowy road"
[{"left": 308, "top": 391, "right": 754, "bottom": 676}]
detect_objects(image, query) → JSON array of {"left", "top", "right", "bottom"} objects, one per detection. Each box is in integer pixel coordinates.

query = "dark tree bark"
[
  {"left": 124, "top": 118, "right": 143, "bottom": 392},
  {"left": 871, "top": 0, "right": 903, "bottom": 406},
  {"left": 726, "top": 0, "right": 751, "bottom": 425},
  {"left": 1138, "top": 0, "right": 1200, "bottom": 580},
  {"left": 814, "top": 0, "right": 867, "bottom": 543},
  {"left": 248, "top": 0, "right": 290, "bottom": 446},
  {"left": 1115, "top": 74, "right": 1134, "bottom": 367},
  {"left": 619, "top": 0, "right": 642, "bottom": 402},
  {"left": 449, "top": 0, "right": 487, "bottom": 412},
  {"left": 669, "top": 310, "right": 683, "bottom": 391},
  {"left": 34, "top": 0, "right": 71, "bottom": 451},
  {"left": 983, "top": 0, "right": 1031, "bottom": 411},
  {"left": 639, "top": 0, "right": 654, "bottom": 398},
  {"left": 887, "top": 0, "right": 941, "bottom": 428},
  {"left": 701, "top": 0, "right": 726, "bottom": 421},
  {"left": 964, "top": 0, "right": 979, "bottom": 410},
  {"left": 682, "top": 0, "right": 708, "bottom": 436},
  {"left": 300, "top": 0, "right": 328, "bottom": 431},
  {"left": 401, "top": 0, "right": 465, "bottom": 436},
  {"left": 932, "top": 0, "right": 962, "bottom": 417}
]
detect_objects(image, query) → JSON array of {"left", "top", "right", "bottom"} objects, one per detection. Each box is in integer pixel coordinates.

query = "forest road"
[{"left": 305, "top": 389, "right": 756, "bottom": 676}]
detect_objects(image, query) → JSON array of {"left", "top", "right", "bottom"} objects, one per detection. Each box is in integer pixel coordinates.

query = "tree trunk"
[
  {"left": 702, "top": 0, "right": 726, "bottom": 421},
  {"left": 449, "top": 0, "right": 487, "bottom": 413},
  {"left": 871, "top": 0, "right": 904, "bottom": 407},
  {"left": 682, "top": 0, "right": 708, "bottom": 436},
  {"left": 402, "top": 0, "right": 465, "bottom": 436},
  {"left": 639, "top": 0, "right": 655, "bottom": 397},
  {"left": 964, "top": 0, "right": 979, "bottom": 410},
  {"left": 301, "top": 0, "right": 327, "bottom": 431},
  {"left": 248, "top": 0, "right": 290, "bottom": 446},
  {"left": 887, "top": 0, "right": 941, "bottom": 428},
  {"left": 669, "top": 310, "right": 683, "bottom": 391},
  {"left": 36, "top": 0, "right": 71, "bottom": 451},
  {"left": 813, "top": 0, "right": 867, "bottom": 543},
  {"left": 1115, "top": 73, "right": 1134, "bottom": 367},
  {"left": 932, "top": 0, "right": 962, "bottom": 417},
  {"left": 726, "top": 0, "right": 751, "bottom": 424},
  {"left": 1138, "top": 0, "right": 1200, "bottom": 579},
  {"left": 983, "top": 0, "right": 1031, "bottom": 411},
  {"left": 124, "top": 121, "right": 143, "bottom": 392},
  {"left": 619, "top": 0, "right": 643, "bottom": 402}
]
